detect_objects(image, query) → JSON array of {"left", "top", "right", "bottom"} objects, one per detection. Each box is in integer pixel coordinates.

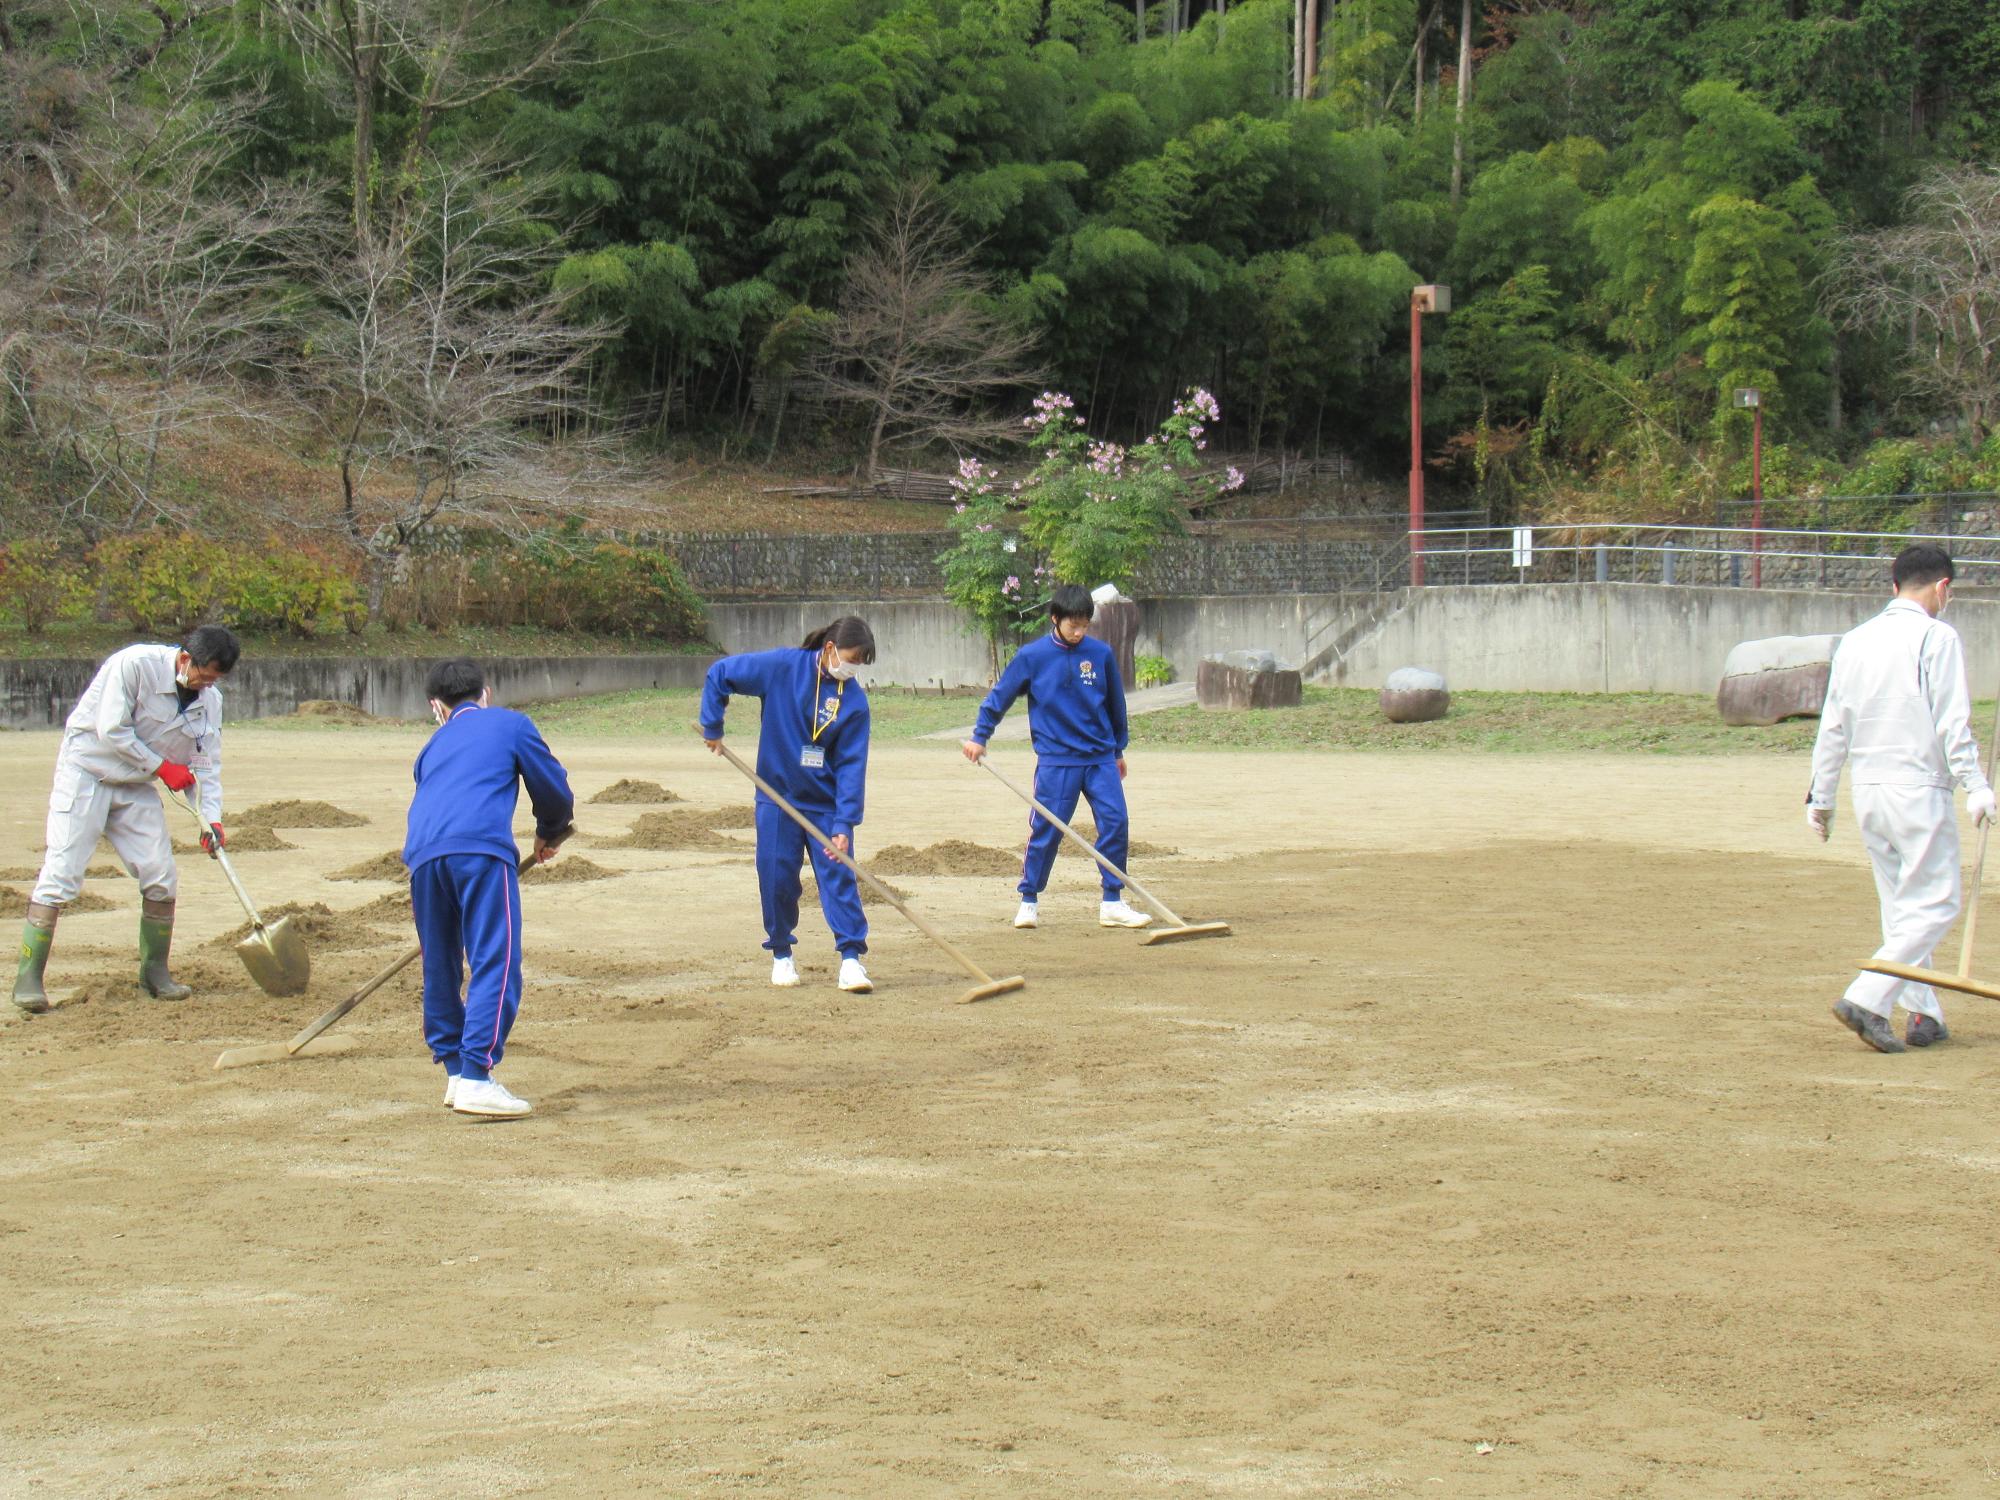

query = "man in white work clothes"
[
  {"left": 12, "top": 625, "right": 241, "bottom": 1015},
  {"left": 1808, "top": 544, "right": 1995, "bottom": 1053}
]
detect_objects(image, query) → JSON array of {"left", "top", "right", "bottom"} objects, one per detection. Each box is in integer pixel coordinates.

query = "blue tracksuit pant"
[
  {"left": 412, "top": 853, "right": 523, "bottom": 1082},
  {"left": 755, "top": 801, "right": 867, "bottom": 958},
  {"left": 1020, "top": 760, "right": 1128, "bottom": 900}
]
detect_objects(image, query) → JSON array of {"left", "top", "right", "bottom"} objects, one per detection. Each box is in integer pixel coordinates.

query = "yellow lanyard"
[{"left": 811, "top": 660, "right": 845, "bottom": 743}]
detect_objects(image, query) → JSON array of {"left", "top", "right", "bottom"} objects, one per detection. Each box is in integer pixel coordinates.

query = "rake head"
[
  {"left": 958, "top": 974, "right": 1026, "bottom": 1004},
  {"left": 211, "top": 1033, "right": 359, "bottom": 1071},
  {"left": 1141, "top": 921, "right": 1233, "bottom": 947}
]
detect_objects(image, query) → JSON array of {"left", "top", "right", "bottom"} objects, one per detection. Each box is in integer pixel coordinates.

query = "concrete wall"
[
  {"left": 706, "top": 600, "right": 996, "bottom": 689},
  {"left": 0, "top": 653, "right": 718, "bottom": 729},
  {"left": 706, "top": 593, "right": 1383, "bottom": 688},
  {"left": 1324, "top": 584, "right": 2000, "bottom": 694}
]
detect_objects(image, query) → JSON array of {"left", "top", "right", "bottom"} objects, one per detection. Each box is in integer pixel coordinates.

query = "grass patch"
[
  {"left": 528, "top": 687, "right": 980, "bottom": 740},
  {"left": 0, "top": 622, "right": 718, "bottom": 662},
  {"left": 524, "top": 682, "right": 1838, "bottom": 754},
  {"left": 1127, "top": 686, "right": 1826, "bottom": 754}
]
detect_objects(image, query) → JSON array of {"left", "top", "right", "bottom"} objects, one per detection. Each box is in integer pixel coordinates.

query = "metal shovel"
[{"left": 167, "top": 790, "right": 311, "bottom": 997}]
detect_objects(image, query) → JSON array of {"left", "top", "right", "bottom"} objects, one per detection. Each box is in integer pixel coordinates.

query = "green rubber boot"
[
  {"left": 137, "top": 898, "right": 192, "bottom": 1001},
  {"left": 12, "top": 903, "right": 58, "bottom": 1016}
]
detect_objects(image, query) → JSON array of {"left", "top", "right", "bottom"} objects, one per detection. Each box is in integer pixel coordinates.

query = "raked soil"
[{"left": 1, "top": 731, "right": 1997, "bottom": 1497}]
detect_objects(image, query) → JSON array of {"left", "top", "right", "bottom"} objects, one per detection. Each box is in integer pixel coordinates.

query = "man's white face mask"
[{"left": 430, "top": 688, "right": 490, "bottom": 726}]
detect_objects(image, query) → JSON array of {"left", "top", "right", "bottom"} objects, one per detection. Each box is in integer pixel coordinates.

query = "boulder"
[
  {"left": 1716, "top": 634, "right": 1840, "bottom": 726},
  {"left": 1380, "top": 666, "right": 1450, "bottom": 723},
  {"left": 1196, "top": 650, "right": 1301, "bottom": 710}
]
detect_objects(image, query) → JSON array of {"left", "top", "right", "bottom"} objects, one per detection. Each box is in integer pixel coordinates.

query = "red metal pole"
[
  {"left": 1409, "top": 295, "right": 1425, "bottom": 587},
  {"left": 1751, "top": 404, "right": 1763, "bottom": 589}
]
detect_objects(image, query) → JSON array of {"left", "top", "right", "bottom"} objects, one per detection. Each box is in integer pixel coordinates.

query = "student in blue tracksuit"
[
  {"left": 404, "top": 659, "right": 574, "bottom": 1119},
  {"left": 700, "top": 617, "right": 876, "bottom": 992},
  {"left": 960, "top": 584, "right": 1153, "bottom": 931}
]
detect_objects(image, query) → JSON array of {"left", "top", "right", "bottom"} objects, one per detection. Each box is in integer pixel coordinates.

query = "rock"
[
  {"left": 1380, "top": 666, "right": 1450, "bottom": 723},
  {"left": 1213, "top": 648, "right": 1280, "bottom": 673},
  {"left": 1716, "top": 634, "right": 1840, "bottom": 726},
  {"left": 1197, "top": 652, "right": 1301, "bottom": 709}
]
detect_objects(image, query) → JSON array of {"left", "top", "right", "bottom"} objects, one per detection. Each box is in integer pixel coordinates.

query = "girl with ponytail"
[{"left": 697, "top": 617, "right": 878, "bottom": 992}]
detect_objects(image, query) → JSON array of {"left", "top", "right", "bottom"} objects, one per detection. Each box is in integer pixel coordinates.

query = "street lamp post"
[
  {"left": 1409, "top": 284, "right": 1450, "bottom": 587},
  {"left": 1734, "top": 387, "right": 1763, "bottom": 588}
]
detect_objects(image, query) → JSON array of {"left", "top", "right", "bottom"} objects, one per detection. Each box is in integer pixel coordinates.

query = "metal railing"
[{"left": 1409, "top": 523, "right": 2000, "bottom": 592}]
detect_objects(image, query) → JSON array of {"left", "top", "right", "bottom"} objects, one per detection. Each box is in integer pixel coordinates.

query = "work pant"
[
  {"left": 34, "top": 761, "right": 176, "bottom": 906},
  {"left": 1843, "top": 783, "right": 1960, "bottom": 1022},
  {"left": 412, "top": 853, "right": 523, "bottom": 1082},
  {"left": 754, "top": 800, "right": 867, "bottom": 958},
  {"left": 1019, "top": 760, "right": 1127, "bottom": 900}
]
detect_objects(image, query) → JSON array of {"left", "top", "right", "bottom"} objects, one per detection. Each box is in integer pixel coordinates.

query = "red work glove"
[
  {"left": 200, "top": 823, "right": 225, "bottom": 857},
  {"left": 154, "top": 762, "right": 196, "bottom": 793}
]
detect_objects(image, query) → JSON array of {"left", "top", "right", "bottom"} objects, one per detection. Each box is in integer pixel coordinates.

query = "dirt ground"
[{"left": 3, "top": 729, "right": 1999, "bottom": 1498}]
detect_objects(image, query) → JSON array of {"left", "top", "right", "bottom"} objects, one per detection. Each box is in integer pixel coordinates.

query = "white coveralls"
[
  {"left": 1808, "top": 598, "right": 1989, "bottom": 1022},
  {"left": 31, "top": 645, "right": 224, "bottom": 907}
]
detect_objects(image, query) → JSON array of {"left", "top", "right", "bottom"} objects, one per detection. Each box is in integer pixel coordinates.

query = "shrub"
[
  {"left": 225, "top": 546, "right": 362, "bottom": 639},
  {"left": 0, "top": 537, "right": 91, "bottom": 635},
  {"left": 383, "top": 532, "right": 709, "bottom": 642},
  {"left": 91, "top": 532, "right": 233, "bottom": 635},
  {"left": 1134, "top": 653, "right": 1174, "bottom": 689}
]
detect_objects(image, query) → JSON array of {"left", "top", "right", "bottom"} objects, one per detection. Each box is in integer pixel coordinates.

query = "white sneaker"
[
  {"left": 443, "top": 1074, "right": 459, "bottom": 1108},
  {"left": 772, "top": 956, "right": 802, "bottom": 987},
  {"left": 1013, "top": 900, "right": 1039, "bottom": 929},
  {"left": 838, "top": 957, "right": 873, "bottom": 993},
  {"left": 452, "top": 1078, "right": 532, "bottom": 1118},
  {"left": 1099, "top": 898, "right": 1153, "bottom": 929}
]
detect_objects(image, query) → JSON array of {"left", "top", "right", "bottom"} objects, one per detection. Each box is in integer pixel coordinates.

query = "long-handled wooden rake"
[
  {"left": 213, "top": 835, "right": 569, "bottom": 1071},
  {"left": 976, "top": 757, "right": 1231, "bottom": 946},
  {"left": 1859, "top": 693, "right": 2000, "bottom": 1001},
  {"left": 711, "top": 739, "right": 1025, "bottom": 1003}
]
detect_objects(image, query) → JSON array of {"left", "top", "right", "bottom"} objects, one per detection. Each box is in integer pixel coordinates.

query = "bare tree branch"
[
  {"left": 809, "top": 179, "right": 1040, "bottom": 477},
  {"left": 1824, "top": 165, "right": 2000, "bottom": 439}
]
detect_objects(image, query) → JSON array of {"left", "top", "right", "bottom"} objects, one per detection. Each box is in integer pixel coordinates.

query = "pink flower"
[
  {"left": 1003, "top": 575, "right": 1020, "bottom": 593},
  {"left": 1223, "top": 465, "right": 1245, "bottom": 492}
]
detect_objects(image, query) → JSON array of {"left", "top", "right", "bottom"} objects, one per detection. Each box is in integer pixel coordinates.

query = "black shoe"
[
  {"left": 1833, "top": 1000, "right": 1907, "bottom": 1053},
  {"left": 1906, "top": 1013, "right": 1950, "bottom": 1048}
]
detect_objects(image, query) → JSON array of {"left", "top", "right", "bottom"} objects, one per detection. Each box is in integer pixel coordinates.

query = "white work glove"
[
  {"left": 1806, "top": 803, "right": 1834, "bottom": 842},
  {"left": 1970, "top": 788, "right": 1997, "bottom": 828}
]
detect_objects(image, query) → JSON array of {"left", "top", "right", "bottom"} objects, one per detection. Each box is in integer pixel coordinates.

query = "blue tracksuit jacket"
[
  {"left": 700, "top": 648, "right": 870, "bottom": 835},
  {"left": 404, "top": 704, "right": 575, "bottom": 871},
  {"left": 972, "top": 633, "right": 1128, "bottom": 765},
  {"left": 403, "top": 703, "right": 574, "bottom": 1083}
]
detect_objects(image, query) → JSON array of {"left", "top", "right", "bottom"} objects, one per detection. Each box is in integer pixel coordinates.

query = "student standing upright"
[
  {"left": 700, "top": 617, "right": 876, "bottom": 992},
  {"left": 960, "top": 584, "right": 1152, "bottom": 931},
  {"left": 1808, "top": 544, "right": 1995, "bottom": 1053},
  {"left": 405, "top": 659, "right": 575, "bottom": 1118}
]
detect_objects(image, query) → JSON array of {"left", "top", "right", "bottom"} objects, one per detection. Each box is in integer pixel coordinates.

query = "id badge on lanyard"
[{"left": 805, "top": 670, "right": 840, "bottom": 769}]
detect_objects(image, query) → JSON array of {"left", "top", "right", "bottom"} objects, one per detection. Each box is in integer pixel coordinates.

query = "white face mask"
[{"left": 825, "top": 656, "right": 860, "bottom": 682}]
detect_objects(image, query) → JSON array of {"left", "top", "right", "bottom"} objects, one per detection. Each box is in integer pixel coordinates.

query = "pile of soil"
[
  {"left": 605, "top": 808, "right": 752, "bottom": 851},
  {"left": 286, "top": 700, "right": 392, "bottom": 725},
  {"left": 587, "top": 779, "right": 682, "bottom": 805},
  {"left": 175, "top": 826, "right": 296, "bottom": 855},
  {"left": 54, "top": 957, "right": 240, "bottom": 1007},
  {"left": 1063, "top": 824, "right": 1180, "bottom": 859},
  {"left": 527, "top": 855, "right": 616, "bottom": 883},
  {"left": 234, "top": 800, "right": 369, "bottom": 829},
  {"left": 870, "top": 841, "right": 1021, "bottom": 877},
  {"left": 329, "top": 851, "right": 409, "bottom": 882},
  {"left": 802, "top": 876, "right": 907, "bottom": 907},
  {"left": 0, "top": 888, "right": 118, "bottom": 917},
  {"left": 0, "top": 864, "right": 123, "bottom": 882},
  {"left": 206, "top": 901, "right": 385, "bottom": 953},
  {"left": 346, "top": 889, "right": 412, "bottom": 924}
]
